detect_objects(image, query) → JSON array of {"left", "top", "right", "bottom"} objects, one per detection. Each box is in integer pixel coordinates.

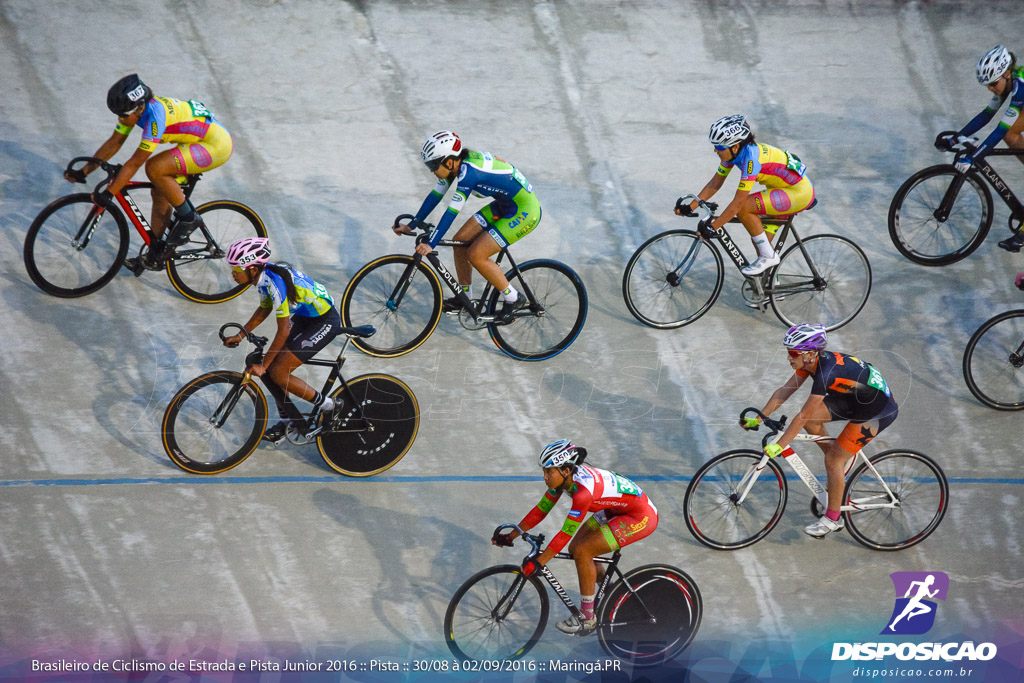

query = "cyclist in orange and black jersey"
[
  {"left": 744, "top": 324, "right": 898, "bottom": 539},
  {"left": 492, "top": 440, "right": 658, "bottom": 636},
  {"left": 64, "top": 74, "right": 233, "bottom": 273}
]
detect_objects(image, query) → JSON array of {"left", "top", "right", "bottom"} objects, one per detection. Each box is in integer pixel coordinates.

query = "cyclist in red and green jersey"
[
  {"left": 492, "top": 440, "right": 659, "bottom": 636},
  {"left": 65, "top": 74, "right": 234, "bottom": 273}
]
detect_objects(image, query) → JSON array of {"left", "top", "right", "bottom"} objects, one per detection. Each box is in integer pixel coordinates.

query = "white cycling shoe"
[
  {"left": 556, "top": 614, "right": 597, "bottom": 636},
  {"left": 804, "top": 516, "right": 845, "bottom": 538},
  {"left": 741, "top": 254, "right": 781, "bottom": 276}
]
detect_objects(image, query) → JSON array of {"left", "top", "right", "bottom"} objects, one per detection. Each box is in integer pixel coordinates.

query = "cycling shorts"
[
  {"left": 752, "top": 175, "right": 815, "bottom": 218},
  {"left": 284, "top": 307, "right": 340, "bottom": 361},
  {"left": 835, "top": 403, "right": 899, "bottom": 454},
  {"left": 168, "top": 121, "right": 233, "bottom": 176},
  {"left": 585, "top": 499, "right": 659, "bottom": 551},
  {"left": 472, "top": 187, "right": 541, "bottom": 248}
]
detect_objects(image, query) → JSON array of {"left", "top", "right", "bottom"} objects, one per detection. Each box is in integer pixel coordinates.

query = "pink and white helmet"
[
  {"left": 421, "top": 130, "right": 463, "bottom": 165},
  {"left": 226, "top": 237, "right": 271, "bottom": 267}
]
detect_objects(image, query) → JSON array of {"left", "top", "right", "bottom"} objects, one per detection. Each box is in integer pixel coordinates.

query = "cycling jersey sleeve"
[
  {"left": 519, "top": 488, "right": 562, "bottom": 530},
  {"left": 972, "top": 82, "right": 1024, "bottom": 158},
  {"left": 257, "top": 271, "right": 291, "bottom": 318},
  {"left": 959, "top": 94, "right": 1002, "bottom": 138},
  {"left": 428, "top": 167, "right": 475, "bottom": 247},
  {"left": 136, "top": 100, "right": 167, "bottom": 154},
  {"left": 546, "top": 486, "right": 594, "bottom": 555},
  {"left": 413, "top": 178, "right": 450, "bottom": 223}
]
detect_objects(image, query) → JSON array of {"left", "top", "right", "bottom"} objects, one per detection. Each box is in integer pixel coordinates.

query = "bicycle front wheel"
[
  {"left": 963, "top": 309, "right": 1024, "bottom": 410},
  {"left": 316, "top": 374, "right": 419, "bottom": 476},
  {"left": 162, "top": 371, "right": 268, "bottom": 474},
  {"left": 843, "top": 450, "right": 948, "bottom": 551},
  {"left": 770, "top": 234, "right": 871, "bottom": 331},
  {"left": 888, "top": 165, "right": 993, "bottom": 266},
  {"left": 683, "top": 449, "right": 788, "bottom": 550},
  {"left": 487, "top": 259, "right": 588, "bottom": 361},
  {"left": 621, "top": 229, "right": 724, "bottom": 329},
  {"left": 166, "top": 200, "right": 267, "bottom": 303},
  {"left": 24, "top": 194, "right": 130, "bottom": 297},
  {"left": 341, "top": 255, "right": 442, "bottom": 357},
  {"left": 444, "top": 565, "right": 549, "bottom": 662},
  {"left": 598, "top": 565, "right": 702, "bottom": 668}
]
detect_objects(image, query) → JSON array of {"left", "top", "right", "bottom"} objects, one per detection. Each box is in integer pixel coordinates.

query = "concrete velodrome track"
[{"left": 1, "top": 1, "right": 1022, "bottom": 681}]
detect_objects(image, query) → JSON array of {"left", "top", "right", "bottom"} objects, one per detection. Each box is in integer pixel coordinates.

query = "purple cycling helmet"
[{"left": 783, "top": 323, "right": 827, "bottom": 351}]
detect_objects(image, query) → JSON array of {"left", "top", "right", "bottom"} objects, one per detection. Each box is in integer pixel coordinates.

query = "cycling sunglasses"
[
  {"left": 425, "top": 158, "right": 445, "bottom": 172},
  {"left": 714, "top": 144, "right": 730, "bottom": 151}
]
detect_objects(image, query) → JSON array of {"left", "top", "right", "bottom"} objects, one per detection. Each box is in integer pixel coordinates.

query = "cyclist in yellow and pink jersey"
[
  {"left": 679, "top": 115, "right": 815, "bottom": 275},
  {"left": 491, "top": 440, "right": 659, "bottom": 636},
  {"left": 64, "top": 74, "right": 234, "bottom": 274}
]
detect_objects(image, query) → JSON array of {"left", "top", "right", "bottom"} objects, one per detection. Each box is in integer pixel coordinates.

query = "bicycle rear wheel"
[
  {"left": 23, "top": 194, "right": 130, "bottom": 297},
  {"left": 166, "top": 200, "right": 267, "bottom": 303},
  {"left": 597, "top": 565, "right": 702, "bottom": 667},
  {"left": 341, "top": 255, "right": 442, "bottom": 357},
  {"left": 887, "top": 165, "right": 993, "bottom": 266},
  {"left": 683, "top": 449, "right": 788, "bottom": 550},
  {"left": 486, "top": 259, "right": 588, "bottom": 361},
  {"left": 162, "top": 371, "right": 268, "bottom": 474},
  {"left": 843, "top": 450, "right": 948, "bottom": 551},
  {"left": 316, "top": 374, "right": 419, "bottom": 476},
  {"left": 621, "top": 229, "right": 724, "bottom": 328},
  {"left": 770, "top": 234, "right": 871, "bottom": 331},
  {"left": 962, "top": 309, "right": 1024, "bottom": 410},
  {"left": 444, "top": 565, "right": 549, "bottom": 662}
]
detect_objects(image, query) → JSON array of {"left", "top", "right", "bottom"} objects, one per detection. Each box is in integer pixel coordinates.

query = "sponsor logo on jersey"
[{"left": 568, "top": 509, "right": 583, "bottom": 520}]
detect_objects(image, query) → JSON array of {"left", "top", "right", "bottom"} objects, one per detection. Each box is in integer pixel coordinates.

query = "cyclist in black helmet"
[{"left": 65, "top": 74, "right": 234, "bottom": 274}]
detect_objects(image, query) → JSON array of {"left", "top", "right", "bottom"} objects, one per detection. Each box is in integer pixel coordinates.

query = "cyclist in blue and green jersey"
[
  {"left": 222, "top": 238, "right": 340, "bottom": 443},
  {"left": 396, "top": 130, "right": 541, "bottom": 321},
  {"left": 65, "top": 74, "right": 234, "bottom": 273},
  {"left": 951, "top": 46, "right": 1024, "bottom": 251}
]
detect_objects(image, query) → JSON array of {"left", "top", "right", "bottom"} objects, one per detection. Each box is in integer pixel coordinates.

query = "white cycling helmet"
[
  {"left": 709, "top": 115, "right": 751, "bottom": 147},
  {"left": 977, "top": 45, "right": 1012, "bottom": 85},
  {"left": 538, "top": 439, "right": 582, "bottom": 469},
  {"left": 421, "top": 130, "right": 463, "bottom": 165},
  {"left": 226, "top": 237, "right": 271, "bottom": 267},
  {"left": 783, "top": 323, "right": 827, "bottom": 352}
]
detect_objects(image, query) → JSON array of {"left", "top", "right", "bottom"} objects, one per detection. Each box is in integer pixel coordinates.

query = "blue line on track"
[{"left": 0, "top": 475, "right": 1022, "bottom": 488}]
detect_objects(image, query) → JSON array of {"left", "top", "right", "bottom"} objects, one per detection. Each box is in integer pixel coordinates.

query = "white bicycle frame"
[{"left": 736, "top": 434, "right": 901, "bottom": 513}]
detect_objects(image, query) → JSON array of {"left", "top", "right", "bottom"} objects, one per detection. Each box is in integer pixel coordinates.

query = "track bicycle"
[
  {"left": 962, "top": 277, "right": 1024, "bottom": 409},
  {"left": 683, "top": 408, "right": 948, "bottom": 551},
  {"left": 622, "top": 194, "right": 871, "bottom": 331},
  {"left": 444, "top": 524, "right": 702, "bottom": 668},
  {"left": 340, "top": 215, "right": 588, "bottom": 361},
  {"left": 888, "top": 131, "right": 1024, "bottom": 265},
  {"left": 161, "top": 322, "right": 419, "bottom": 476},
  {"left": 23, "top": 156, "right": 266, "bottom": 302}
]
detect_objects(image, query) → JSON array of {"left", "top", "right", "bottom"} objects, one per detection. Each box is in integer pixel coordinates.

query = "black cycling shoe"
[
  {"left": 262, "top": 421, "right": 290, "bottom": 444},
  {"left": 998, "top": 232, "right": 1024, "bottom": 253},
  {"left": 442, "top": 296, "right": 465, "bottom": 314},
  {"left": 165, "top": 214, "right": 206, "bottom": 247},
  {"left": 498, "top": 296, "right": 529, "bottom": 324},
  {"left": 123, "top": 250, "right": 165, "bottom": 276}
]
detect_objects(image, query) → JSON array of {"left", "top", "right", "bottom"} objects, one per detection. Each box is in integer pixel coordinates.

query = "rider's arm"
[
  {"left": 516, "top": 488, "right": 562, "bottom": 537},
  {"left": 537, "top": 487, "right": 593, "bottom": 565},
  {"left": 690, "top": 170, "right": 727, "bottom": 210},
  {"left": 775, "top": 392, "right": 825, "bottom": 450},
  {"left": 972, "top": 87, "right": 1024, "bottom": 158},
  {"left": 958, "top": 92, "right": 1003, "bottom": 138},
  {"left": 712, "top": 187, "right": 751, "bottom": 229},
  {"left": 107, "top": 146, "right": 153, "bottom": 196},
  {"left": 78, "top": 129, "right": 130, "bottom": 178},
  {"left": 413, "top": 178, "right": 450, "bottom": 223},
  {"left": 760, "top": 372, "right": 808, "bottom": 418},
  {"left": 260, "top": 315, "right": 292, "bottom": 369}
]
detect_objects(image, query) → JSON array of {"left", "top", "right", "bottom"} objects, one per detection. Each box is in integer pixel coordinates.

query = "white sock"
[
  {"left": 321, "top": 396, "right": 335, "bottom": 412},
  {"left": 752, "top": 233, "right": 775, "bottom": 259},
  {"left": 460, "top": 284, "right": 473, "bottom": 299},
  {"left": 502, "top": 285, "right": 519, "bottom": 303}
]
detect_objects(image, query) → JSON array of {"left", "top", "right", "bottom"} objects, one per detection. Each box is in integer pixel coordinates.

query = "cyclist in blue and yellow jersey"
[
  {"left": 948, "top": 46, "right": 1024, "bottom": 252},
  {"left": 743, "top": 324, "right": 899, "bottom": 539},
  {"left": 394, "top": 130, "right": 541, "bottom": 321},
  {"left": 64, "top": 74, "right": 234, "bottom": 273},
  {"left": 221, "top": 238, "right": 340, "bottom": 444},
  {"left": 679, "top": 115, "right": 815, "bottom": 276}
]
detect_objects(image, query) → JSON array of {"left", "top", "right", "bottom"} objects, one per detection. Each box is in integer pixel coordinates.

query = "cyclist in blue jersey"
[
  {"left": 948, "top": 46, "right": 1024, "bottom": 251},
  {"left": 221, "top": 238, "right": 340, "bottom": 443},
  {"left": 65, "top": 74, "right": 233, "bottom": 273},
  {"left": 394, "top": 130, "right": 541, "bottom": 321}
]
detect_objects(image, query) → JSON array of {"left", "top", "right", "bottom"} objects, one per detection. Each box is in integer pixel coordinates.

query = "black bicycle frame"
[{"left": 938, "top": 149, "right": 1024, "bottom": 226}]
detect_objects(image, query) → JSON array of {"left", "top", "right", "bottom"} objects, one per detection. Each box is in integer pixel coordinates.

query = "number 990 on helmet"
[
  {"left": 107, "top": 74, "right": 152, "bottom": 116},
  {"left": 708, "top": 114, "right": 751, "bottom": 147},
  {"left": 976, "top": 45, "right": 1012, "bottom": 85},
  {"left": 226, "top": 237, "right": 271, "bottom": 267},
  {"left": 783, "top": 323, "right": 827, "bottom": 351},
  {"left": 538, "top": 439, "right": 583, "bottom": 469}
]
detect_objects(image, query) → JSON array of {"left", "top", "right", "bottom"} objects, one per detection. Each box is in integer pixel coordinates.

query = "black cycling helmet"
[{"left": 107, "top": 74, "right": 152, "bottom": 116}]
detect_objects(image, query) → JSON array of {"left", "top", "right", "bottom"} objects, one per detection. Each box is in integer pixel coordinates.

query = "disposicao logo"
[{"left": 882, "top": 571, "right": 948, "bottom": 635}]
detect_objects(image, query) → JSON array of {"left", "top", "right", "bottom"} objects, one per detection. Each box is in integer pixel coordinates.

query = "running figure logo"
[{"left": 881, "top": 571, "right": 949, "bottom": 635}]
